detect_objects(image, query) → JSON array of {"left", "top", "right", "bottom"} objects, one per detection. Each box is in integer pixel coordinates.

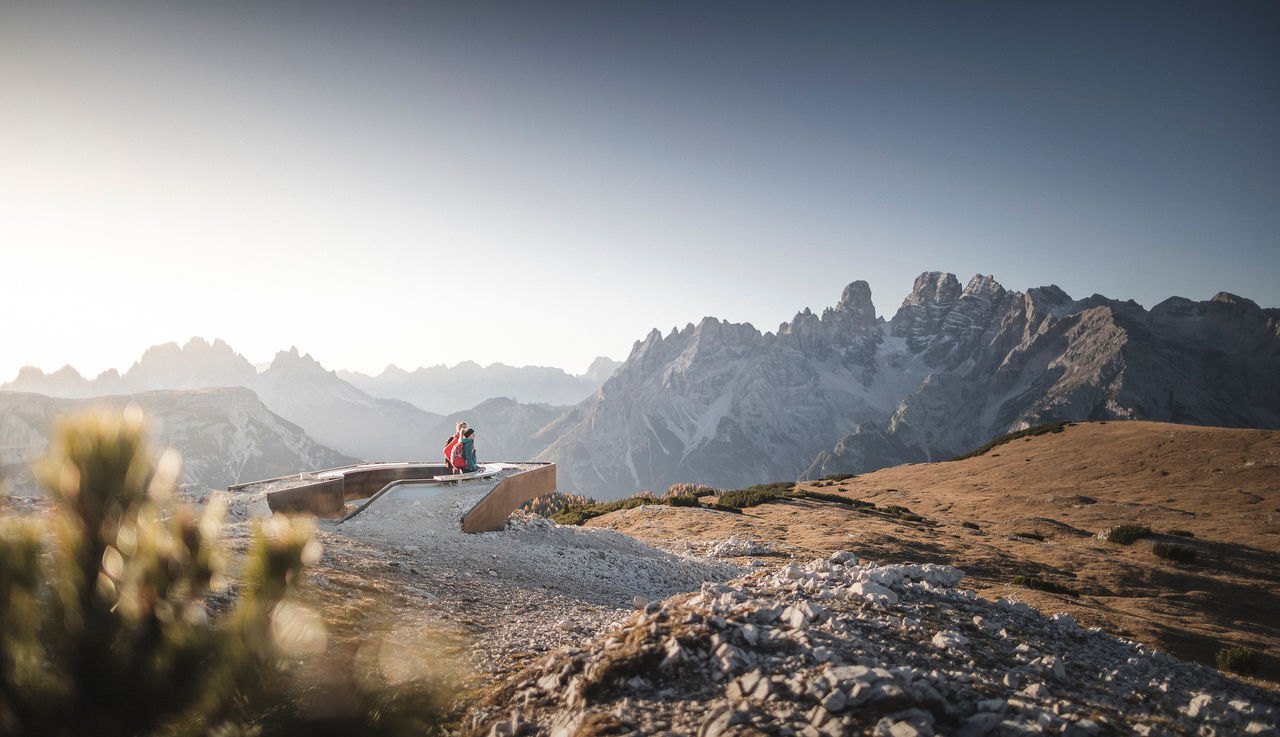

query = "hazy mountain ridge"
[
  {"left": 338, "top": 356, "right": 621, "bottom": 414},
  {"left": 536, "top": 272, "right": 1280, "bottom": 499},
  {"left": 2, "top": 339, "right": 615, "bottom": 463},
  {"left": 0, "top": 388, "right": 355, "bottom": 493}
]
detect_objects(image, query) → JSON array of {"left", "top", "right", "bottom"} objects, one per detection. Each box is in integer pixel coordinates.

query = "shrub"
[
  {"left": 1216, "top": 647, "right": 1260, "bottom": 675},
  {"left": 881, "top": 505, "right": 925, "bottom": 523},
  {"left": 962, "top": 521, "right": 981, "bottom": 530},
  {"left": 1011, "top": 576, "right": 1076, "bottom": 596},
  {"left": 521, "top": 490, "right": 596, "bottom": 517},
  {"left": 822, "top": 473, "right": 855, "bottom": 482},
  {"left": 1105, "top": 524, "right": 1152, "bottom": 545},
  {"left": 1014, "top": 531, "right": 1045, "bottom": 542},
  {"left": 949, "top": 421, "right": 1070, "bottom": 462},
  {"left": 666, "top": 483, "right": 718, "bottom": 498},
  {"left": 791, "top": 490, "right": 855, "bottom": 505},
  {"left": 551, "top": 490, "right": 714, "bottom": 525},
  {"left": 1167, "top": 529, "right": 1195, "bottom": 538},
  {"left": 717, "top": 482, "right": 795, "bottom": 509},
  {"left": 1152, "top": 543, "right": 1198, "bottom": 563},
  {"left": 0, "top": 409, "right": 323, "bottom": 737}
]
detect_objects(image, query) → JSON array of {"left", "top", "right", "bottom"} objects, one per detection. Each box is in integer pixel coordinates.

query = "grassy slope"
[{"left": 589, "top": 421, "right": 1280, "bottom": 684}]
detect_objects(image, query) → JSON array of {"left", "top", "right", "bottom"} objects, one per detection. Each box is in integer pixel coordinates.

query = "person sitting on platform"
[{"left": 460, "top": 427, "right": 478, "bottom": 473}]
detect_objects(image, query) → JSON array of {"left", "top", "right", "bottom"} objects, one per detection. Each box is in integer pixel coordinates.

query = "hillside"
[{"left": 587, "top": 421, "right": 1280, "bottom": 682}]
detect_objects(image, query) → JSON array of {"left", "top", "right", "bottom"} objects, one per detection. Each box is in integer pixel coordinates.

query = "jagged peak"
[
  {"left": 1211, "top": 292, "right": 1260, "bottom": 310},
  {"left": 901, "top": 272, "right": 962, "bottom": 308},
  {"left": 961, "top": 273, "right": 1005, "bottom": 299},
  {"left": 13, "top": 365, "right": 47, "bottom": 379},
  {"left": 269, "top": 346, "right": 324, "bottom": 372},
  {"left": 835, "top": 280, "right": 874, "bottom": 313}
]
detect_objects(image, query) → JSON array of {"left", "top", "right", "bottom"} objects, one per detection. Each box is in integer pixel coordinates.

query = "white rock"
[
  {"left": 849, "top": 581, "right": 899, "bottom": 606},
  {"left": 931, "top": 630, "right": 969, "bottom": 649},
  {"left": 821, "top": 687, "right": 848, "bottom": 713},
  {"left": 1050, "top": 612, "right": 1079, "bottom": 631},
  {"left": 1187, "top": 692, "right": 1214, "bottom": 719},
  {"left": 830, "top": 550, "right": 859, "bottom": 566}
]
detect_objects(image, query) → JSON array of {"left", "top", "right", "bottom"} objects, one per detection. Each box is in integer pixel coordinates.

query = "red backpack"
[{"left": 444, "top": 436, "right": 465, "bottom": 468}]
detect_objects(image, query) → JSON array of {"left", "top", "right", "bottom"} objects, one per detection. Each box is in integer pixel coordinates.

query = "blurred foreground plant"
[{"left": 0, "top": 408, "right": 318, "bottom": 737}]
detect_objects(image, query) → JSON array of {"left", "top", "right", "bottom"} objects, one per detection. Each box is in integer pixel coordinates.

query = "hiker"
[
  {"left": 444, "top": 421, "right": 467, "bottom": 473},
  {"left": 460, "top": 427, "right": 478, "bottom": 473}
]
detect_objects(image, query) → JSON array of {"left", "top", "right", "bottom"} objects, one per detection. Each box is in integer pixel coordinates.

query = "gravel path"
[{"left": 287, "top": 488, "right": 744, "bottom": 677}]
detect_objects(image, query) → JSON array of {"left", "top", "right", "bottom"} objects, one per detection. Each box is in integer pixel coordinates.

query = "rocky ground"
[
  {"left": 592, "top": 422, "right": 1280, "bottom": 684},
  {"left": 208, "top": 481, "right": 743, "bottom": 688},
  {"left": 5, "top": 420, "right": 1276, "bottom": 734},
  {"left": 467, "top": 553, "right": 1279, "bottom": 737}
]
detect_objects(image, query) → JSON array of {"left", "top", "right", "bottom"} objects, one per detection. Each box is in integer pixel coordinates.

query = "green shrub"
[
  {"left": 1011, "top": 576, "right": 1076, "bottom": 596},
  {"left": 0, "top": 410, "right": 330, "bottom": 737},
  {"left": 1167, "top": 529, "right": 1195, "bottom": 538},
  {"left": 822, "top": 473, "right": 855, "bottom": 482},
  {"left": 551, "top": 489, "right": 716, "bottom": 525},
  {"left": 1105, "top": 524, "right": 1152, "bottom": 545},
  {"left": 962, "top": 521, "right": 980, "bottom": 530},
  {"left": 1216, "top": 647, "right": 1259, "bottom": 675},
  {"left": 717, "top": 482, "right": 795, "bottom": 509},
  {"left": 949, "top": 421, "right": 1070, "bottom": 462},
  {"left": 879, "top": 504, "right": 924, "bottom": 522},
  {"left": 791, "top": 490, "right": 855, "bottom": 505},
  {"left": 1014, "top": 531, "right": 1045, "bottom": 542},
  {"left": 1152, "top": 542, "right": 1198, "bottom": 563}
]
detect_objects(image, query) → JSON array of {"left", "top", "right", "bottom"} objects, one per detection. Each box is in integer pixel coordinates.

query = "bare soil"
[{"left": 587, "top": 421, "right": 1280, "bottom": 685}]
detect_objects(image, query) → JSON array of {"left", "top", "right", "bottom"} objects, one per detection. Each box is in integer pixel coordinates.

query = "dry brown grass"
[{"left": 588, "top": 421, "right": 1280, "bottom": 684}]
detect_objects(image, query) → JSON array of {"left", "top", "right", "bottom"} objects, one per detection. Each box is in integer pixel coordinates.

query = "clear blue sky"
[{"left": 3, "top": 1, "right": 1277, "bottom": 380}]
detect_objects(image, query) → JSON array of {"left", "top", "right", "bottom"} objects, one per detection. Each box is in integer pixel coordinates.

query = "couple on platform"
[{"left": 444, "top": 421, "right": 478, "bottom": 474}]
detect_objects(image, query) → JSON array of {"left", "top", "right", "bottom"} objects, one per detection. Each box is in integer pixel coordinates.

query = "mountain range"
[
  {"left": 339, "top": 357, "right": 619, "bottom": 415},
  {"left": 0, "top": 388, "right": 356, "bottom": 492},
  {"left": 2, "top": 339, "right": 616, "bottom": 468},
  {"left": 4, "top": 271, "right": 1276, "bottom": 499},
  {"left": 534, "top": 272, "right": 1280, "bottom": 498}
]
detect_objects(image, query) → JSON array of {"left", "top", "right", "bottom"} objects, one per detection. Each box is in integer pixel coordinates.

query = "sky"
[{"left": 3, "top": 0, "right": 1277, "bottom": 381}]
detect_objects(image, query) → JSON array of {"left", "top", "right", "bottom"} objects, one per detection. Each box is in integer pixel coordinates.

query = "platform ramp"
[{"left": 235, "top": 462, "right": 556, "bottom": 533}]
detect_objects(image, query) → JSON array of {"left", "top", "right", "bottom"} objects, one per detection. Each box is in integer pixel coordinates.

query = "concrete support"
[
  {"left": 255, "top": 462, "right": 556, "bottom": 533},
  {"left": 461, "top": 463, "right": 557, "bottom": 533}
]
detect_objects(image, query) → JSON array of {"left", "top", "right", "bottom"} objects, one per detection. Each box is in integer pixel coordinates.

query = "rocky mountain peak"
[
  {"left": 830, "top": 280, "right": 878, "bottom": 332},
  {"left": 1211, "top": 291, "right": 1261, "bottom": 311},
  {"left": 584, "top": 356, "right": 622, "bottom": 384},
  {"left": 901, "top": 271, "right": 962, "bottom": 308},
  {"left": 961, "top": 273, "right": 1005, "bottom": 300},
  {"left": 124, "top": 336, "right": 257, "bottom": 390},
  {"left": 268, "top": 347, "right": 326, "bottom": 373},
  {"left": 1026, "top": 285, "right": 1076, "bottom": 318}
]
